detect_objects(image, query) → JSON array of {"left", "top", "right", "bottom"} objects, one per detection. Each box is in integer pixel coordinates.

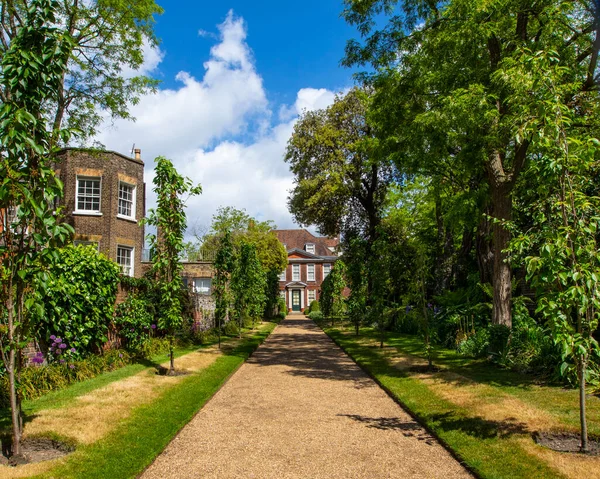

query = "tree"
[
  {"left": 213, "top": 230, "right": 234, "bottom": 348},
  {"left": 144, "top": 156, "right": 201, "bottom": 375},
  {"left": 508, "top": 49, "right": 600, "bottom": 451},
  {"left": 285, "top": 88, "right": 392, "bottom": 304},
  {"left": 0, "top": 0, "right": 163, "bottom": 143},
  {"left": 230, "top": 241, "right": 267, "bottom": 335},
  {"left": 320, "top": 261, "right": 347, "bottom": 326},
  {"left": 0, "top": 0, "right": 74, "bottom": 457},
  {"left": 342, "top": 0, "right": 600, "bottom": 328}
]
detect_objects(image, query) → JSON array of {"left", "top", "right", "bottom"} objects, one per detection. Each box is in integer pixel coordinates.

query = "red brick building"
[
  {"left": 54, "top": 148, "right": 146, "bottom": 277},
  {"left": 274, "top": 229, "right": 340, "bottom": 313}
]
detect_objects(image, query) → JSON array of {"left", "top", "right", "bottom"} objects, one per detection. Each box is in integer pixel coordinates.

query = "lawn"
[
  {"left": 0, "top": 321, "right": 277, "bottom": 479},
  {"left": 319, "top": 321, "right": 600, "bottom": 479}
]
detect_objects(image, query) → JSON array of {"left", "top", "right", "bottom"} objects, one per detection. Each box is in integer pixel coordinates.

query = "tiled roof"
[{"left": 273, "top": 229, "right": 339, "bottom": 257}]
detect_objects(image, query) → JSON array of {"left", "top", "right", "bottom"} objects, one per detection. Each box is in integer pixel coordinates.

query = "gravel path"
[{"left": 141, "top": 317, "right": 472, "bottom": 479}]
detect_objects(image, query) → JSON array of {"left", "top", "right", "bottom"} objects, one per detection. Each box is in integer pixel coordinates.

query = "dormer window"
[{"left": 305, "top": 243, "right": 315, "bottom": 254}]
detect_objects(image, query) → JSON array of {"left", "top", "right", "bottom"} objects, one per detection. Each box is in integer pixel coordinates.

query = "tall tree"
[
  {"left": 342, "top": 0, "right": 600, "bottom": 328},
  {"left": 285, "top": 88, "right": 391, "bottom": 301},
  {"left": 0, "top": 0, "right": 163, "bottom": 142},
  {"left": 213, "top": 230, "right": 234, "bottom": 348},
  {"left": 144, "top": 156, "right": 201, "bottom": 375},
  {"left": 0, "top": 0, "right": 75, "bottom": 457}
]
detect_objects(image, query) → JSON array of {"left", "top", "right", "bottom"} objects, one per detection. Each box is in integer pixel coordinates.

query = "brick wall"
[{"left": 54, "top": 149, "right": 145, "bottom": 277}]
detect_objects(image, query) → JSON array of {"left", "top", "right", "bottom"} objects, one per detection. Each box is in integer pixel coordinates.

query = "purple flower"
[
  {"left": 59, "top": 359, "right": 65, "bottom": 364},
  {"left": 32, "top": 355, "right": 44, "bottom": 364},
  {"left": 434, "top": 306, "right": 441, "bottom": 315},
  {"left": 151, "top": 324, "right": 156, "bottom": 329},
  {"left": 69, "top": 364, "right": 75, "bottom": 369},
  {"left": 55, "top": 349, "right": 61, "bottom": 355},
  {"left": 119, "top": 353, "right": 123, "bottom": 358},
  {"left": 49, "top": 346, "right": 54, "bottom": 352},
  {"left": 59, "top": 343, "right": 67, "bottom": 349},
  {"left": 55, "top": 338, "right": 62, "bottom": 343},
  {"left": 70, "top": 348, "right": 76, "bottom": 353},
  {"left": 427, "top": 303, "right": 433, "bottom": 309},
  {"left": 130, "top": 328, "right": 135, "bottom": 332},
  {"left": 50, "top": 335, "right": 56, "bottom": 340}
]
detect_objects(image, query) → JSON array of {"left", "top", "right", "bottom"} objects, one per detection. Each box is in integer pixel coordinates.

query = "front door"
[{"left": 292, "top": 290, "right": 301, "bottom": 312}]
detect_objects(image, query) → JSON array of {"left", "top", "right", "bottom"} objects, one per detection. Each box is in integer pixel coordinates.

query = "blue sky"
[
  {"left": 155, "top": 1, "right": 357, "bottom": 103},
  {"left": 98, "top": 2, "right": 359, "bottom": 237}
]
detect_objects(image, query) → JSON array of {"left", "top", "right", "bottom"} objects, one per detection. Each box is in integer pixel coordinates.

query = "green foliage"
[
  {"left": 114, "top": 295, "right": 155, "bottom": 355},
  {"left": 231, "top": 241, "right": 267, "bottom": 331},
  {"left": 308, "top": 300, "right": 320, "bottom": 313},
  {"left": 143, "top": 156, "right": 201, "bottom": 373},
  {"left": 0, "top": 0, "right": 163, "bottom": 142},
  {"left": 213, "top": 230, "right": 234, "bottom": 345},
  {"left": 0, "top": 0, "right": 77, "bottom": 453},
  {"left": 320, "top": 261, "right": 347, "bottom": 322},
  {"left": 223, "top": 321, "right": 240, "bottom": 337},
  {"left": 264, "top": 269, "right": 282, "bottom": 319},
  {"left": 307, "top": 311, "right": 324, "bottom": 322},
  {"left": 30, "top": 245, "right": 120, "bottom": 355},
  {"left": 0, "top": 350, "right": 131, "bottom": 407}
]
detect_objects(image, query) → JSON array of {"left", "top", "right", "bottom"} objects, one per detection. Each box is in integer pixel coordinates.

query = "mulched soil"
[
  {"left": 0, "top": 437, "right": 73, "bottom": 466},
  {"left": 534, "top": 432, "right": 600, "bottom": 455}
]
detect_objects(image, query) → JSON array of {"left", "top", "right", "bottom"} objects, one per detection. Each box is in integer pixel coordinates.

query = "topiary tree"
[
  {"left": 144, "top": 156, "right": 201, "bottom": 375},
  {"left": 0, "top": 0, "right": 75, "bottom": 457},
  {"left": 213, "top": 230, "right": 234, "bottom": 348},
  {"left": 231, "top": 241, "right": 267, "bottom": 335},
  {"left": 320, "top": 261, "right": 347, "bottom": 326}
]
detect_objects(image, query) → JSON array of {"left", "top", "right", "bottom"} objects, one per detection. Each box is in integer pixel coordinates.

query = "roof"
[
  {"left": 57, "top": 147, "right": 144, "bottom": 166},
  {"left": 274, "top": 229, "right": 339, "bottom": 257}
]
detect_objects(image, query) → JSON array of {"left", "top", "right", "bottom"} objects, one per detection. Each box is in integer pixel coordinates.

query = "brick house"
[
  {"left": 274, "top": 229, "right": 340, "bottom": 313},
  {"left": 54, "top": 148, "right": 146, "bottom": 277}
]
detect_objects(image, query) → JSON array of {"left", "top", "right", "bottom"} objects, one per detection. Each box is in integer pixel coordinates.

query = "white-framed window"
[
  {"left": 117, "top": 182, "right": 136, "bottom": 219},
  {"left": 305, "top": 243, "right": 315, "bottom": 254},
  {"left": 279, "top": 268, "right": 286, "bottom": 281},
  {"left": 76, "top": 176, "right": 102, "bottom": 213},
  {"left": 116, "top": 245, "right": 134, "bottom": 276},
  {"left": 292, "top": 264, "right": 300, "bottom": 281},
  {"left": 307, "top": 263, "right": 315, "bottom": 281},
  {"left": 323, "top": 263, "right": 331, "bottom": 279},
  {"left": 308, "top": 289, "right": 316, "bottom": 304},
  {"left": 279, "top": 290, "right": 286, "bottom": 299},
  {"left": 194, "top": 278, "right": 212, "bottom": 295},
  {"left": 74, "top": 240, "right": 99, "bottom": 251}
]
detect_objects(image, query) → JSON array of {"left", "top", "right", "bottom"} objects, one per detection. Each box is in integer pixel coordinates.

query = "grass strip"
[
  {"left": 34, "top": 321, "right": 277, "bottom": 479},
  {"left": 322, "top": 325, "right": 565, "bottom": 479}
]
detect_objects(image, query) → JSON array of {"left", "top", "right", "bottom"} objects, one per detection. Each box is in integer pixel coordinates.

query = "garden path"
[{"left": 140, "top": 316, "right": 472, "bottom": 479}]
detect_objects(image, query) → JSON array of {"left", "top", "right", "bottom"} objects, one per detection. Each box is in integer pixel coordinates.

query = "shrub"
[
  {"left": 140, "top": 338, "right": 170, "bottom": 358},
  {"left": 308, "top": 300, "right": 320, "bottom": 313},
  {"left": 114, "top": 295, "right": 155, "bottom": 355},
  {"left": 30, "top": 245, "right": 120, "bottom": 356},
  {"left": 308, "top": 311, "right": 324, "bottom": 322},
  {"left": 0, "top": 349, "right": 131, "bottom": 407},
  {"left": 223, "top": 321, "right": 240, "bottom": 337},
  {"left": 456, "top": 328, "right": 490, "bottom": 358}
]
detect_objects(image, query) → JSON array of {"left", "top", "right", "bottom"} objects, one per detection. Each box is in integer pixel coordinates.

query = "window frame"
[
  {"left": 193, "top": 277, "right": 212, "bottom": 295},
  {"left": 307, "top": 263, "right": 315, "bottom": 282},
  {"left": 323, "top": 263, "right": 331, "bottom": 279},
  {"left": 279, "top": 267, "right": 286, "bottom": 282},
  {"left": 117, "top": 181, "right": 136, "bottom": 220},
  {"left": 116, "top": 245, "right": 134, "bottom": 277},
  {"left": 305, "top": 243, "right": 315, "bottom": 254},
  {"left": 292, "top": 263, "right": 300, "bottom": 281},
  {"left": 75, "top": 176, "right": 102, "bottom": 215},
  {"left": 308, "top": 289, "right": 316, "bottom": 304}
]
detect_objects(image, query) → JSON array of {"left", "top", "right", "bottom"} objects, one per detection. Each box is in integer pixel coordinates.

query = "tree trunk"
[
  {"left": 476, "top": 205, "right": 494, "bottom": 286},
  {"left": 8, "top": 348, "right": 21, "bottom": 457},
  {"left": 491, "top": 184, "right": 512, "bottom": 328},
  {"left": 168, "top": 335, "right": 175, "bottom": 375},
  {"left": 579, "top": 355, "right": 589, "bottom": 452}
]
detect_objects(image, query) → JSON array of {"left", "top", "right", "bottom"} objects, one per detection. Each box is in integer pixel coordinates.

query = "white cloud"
[{"left": 97, "top": 11, "right": 340, "bottom": 238}]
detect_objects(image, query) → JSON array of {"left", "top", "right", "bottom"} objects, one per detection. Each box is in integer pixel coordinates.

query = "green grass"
[
  {"left": 321, "top": 324, "right": 571, "bottom": 479},
  {"left": 30, "top": 322, "right": 276, "bottom": 479}
]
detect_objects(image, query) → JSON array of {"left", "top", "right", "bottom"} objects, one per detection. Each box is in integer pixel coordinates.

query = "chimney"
[{"left": 134, "top": 148, "right": 141, "bottom": 161}]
